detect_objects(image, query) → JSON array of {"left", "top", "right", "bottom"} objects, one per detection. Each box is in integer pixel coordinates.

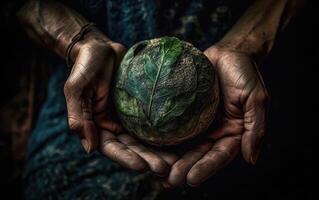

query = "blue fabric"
[
  {"left": 64, "top": 0, "right": 247, "bottom": 49},
  {"left": 24, "top": 1, "right": 251, "bottom": 199},
  {"left": 24, "top": 66, "right": 161, "bottom": 200}
]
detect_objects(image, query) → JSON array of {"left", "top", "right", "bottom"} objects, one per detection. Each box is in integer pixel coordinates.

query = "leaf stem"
[{"left": 147, "top": 48, "right": 166, "bottom": 120}]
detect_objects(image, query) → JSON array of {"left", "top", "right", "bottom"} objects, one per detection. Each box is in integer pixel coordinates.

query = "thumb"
[{"left": 241, "top": 91, "right": 268, "bottom": 165}]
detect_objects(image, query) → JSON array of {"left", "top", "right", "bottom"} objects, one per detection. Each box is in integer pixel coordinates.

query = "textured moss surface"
[{"left": 113, "top": 37, "right": 219, "bottom": 146}]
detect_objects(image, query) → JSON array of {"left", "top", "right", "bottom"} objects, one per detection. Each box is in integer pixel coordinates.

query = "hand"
[
  {"left": 162, "top": 45, "right": 269, "bottom": 187},
  {"left": 63, "top": 35, "right": 125, "bottom": 153},
  {"left": 64, "top": 35, "right": 178, "bottom": 175}
]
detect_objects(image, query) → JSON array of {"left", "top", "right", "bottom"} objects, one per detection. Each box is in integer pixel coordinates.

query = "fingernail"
[{"left": 81, "top": 139, "right": 91, "bottom": 153}]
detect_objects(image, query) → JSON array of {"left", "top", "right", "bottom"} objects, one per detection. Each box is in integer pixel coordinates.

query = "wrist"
[
  {"left": 67, "top": 29, "right": 111, "bottom": 65},
  {"left": 215, "top": 33, "right": 272, "bottom": 60}
]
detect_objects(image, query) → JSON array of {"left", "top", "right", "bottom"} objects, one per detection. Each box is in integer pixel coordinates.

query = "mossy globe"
[{"left": 113, "top": 37, "right": 219, "bottom": 146}]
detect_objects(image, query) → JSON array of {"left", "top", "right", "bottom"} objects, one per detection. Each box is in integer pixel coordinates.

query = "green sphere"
[{"left": 113, "top": 37, "right": 219, "bottom": 146}]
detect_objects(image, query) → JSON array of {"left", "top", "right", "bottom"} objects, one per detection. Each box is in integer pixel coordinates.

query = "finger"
[
  {"left": 100, "top": 130, "right": 148, "bottom": 172},
  {"left": 117, "top": 134, "right": 170, "bottom": 177},
  {"left": 64, "top": 79, "right": 97, "bottom": 153},
  {"left": 81, "top": 96, "right": 99, "bottom": 152},
  {"left": 91, "top": 79, "right": 123, "bottom": 134},
  {"left": 167, "top": 142, "right": 212, "bottom": 187},
  {"left": 94, "top": 111, "right": 123, "bottom": 133},
  {"left": 151, "top": 149, "right": 179, "bottom": 166},
  {"left": 187, "top": 136, "right": 241, "bottom": 187},
  {"left": 242, "top": 92, "right": 268, "bottom": 165}
]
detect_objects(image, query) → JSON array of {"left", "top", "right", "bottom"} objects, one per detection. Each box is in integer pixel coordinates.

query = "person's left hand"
[{"left": 161, "top": 45, "right": 269, "bottom": 188}]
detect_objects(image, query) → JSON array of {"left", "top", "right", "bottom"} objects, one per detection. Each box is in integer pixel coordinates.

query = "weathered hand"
[
  {"left": 64, "top": 36, "right": 177, "bottom": 175},
  {"left": 64, "top": 37, "right": 150, "bottom": 171},
  {"left": 17, "top": 0, "right": 176, "bottom": 175},
  {"left": 64, "top": 37, "right": 124, "bottom": 152},
  {"left": 163, "top": 45, "right": 269, "bottom": 187}
]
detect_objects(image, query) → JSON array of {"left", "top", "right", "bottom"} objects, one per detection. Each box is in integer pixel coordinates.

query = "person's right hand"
[
  {"left": 17, "top": 0, "right": 174, "bottom": 175},
  {"left": 63, "top": 34, "right": 124, "bottom": 154},
  {"left": 64, "top": 34, "right": 177, "bottom": 175}
]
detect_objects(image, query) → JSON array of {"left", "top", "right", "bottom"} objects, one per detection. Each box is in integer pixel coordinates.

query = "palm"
[
  {"left": 163, "top": 47, "right": 269, "bottom": 187},
  {"left": 211, "top": 50, "right": 268, "bottom": 139},
  {"left": 211, "top": 50, "right": 268, "bottom": 159}
]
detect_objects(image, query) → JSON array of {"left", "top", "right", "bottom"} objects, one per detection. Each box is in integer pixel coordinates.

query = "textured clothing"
[{"left": 24, "top": 0, "right": 251, "bottom": 199}]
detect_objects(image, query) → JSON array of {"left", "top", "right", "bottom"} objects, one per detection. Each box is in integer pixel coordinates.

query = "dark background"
[{"left": 0, "top": 1, "right": 317, "bottom": 199}]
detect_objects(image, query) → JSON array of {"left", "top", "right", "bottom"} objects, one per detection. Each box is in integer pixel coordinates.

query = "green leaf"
[
  {"left": 114, "top": 88, "right": 145, "bottom": 118},
  {"left": 121, "top": 41, "right": 151, "bottom": 105},
  {"left": 144, "top": 55, "right": 157, "bottom": 82},
  {"left": 122, "top": 37, "right": 196, "bottom": 127},
  {"left": 156, "top": 93, "right": 196, "bottom": 126},
  {"left": 144, "top": 37, "right": 183, "bottom": 119}
]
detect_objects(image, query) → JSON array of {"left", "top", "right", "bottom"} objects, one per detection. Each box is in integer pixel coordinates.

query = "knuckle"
[
  {"left": 105, "top": 144, "right": 145, "bottom": 172},
  {"left": 99, "top": 140, "right": 114, "bottom": 156},
  {"left": 211, "top": 146, "right": 231, "bottom": 160},
  {"left": 172, "top": 161, "right": 186, "bottom": 175},
  {"left": 63, "top": 80, "right": 73, "bottom": 94},
  {"left": 64, "top": 80, "right": 78, "bottom": 96},
  {"left": 83, "top": 41, "right": 113, "bottom": 56},
  {"left": 151, "top": 158, "right": 167, "bottom": 174},
  {"left": 68, "top": 117, "right": 83, "bottom": 133},
  {"left": 126, "top": 155, "right": 146, "bottom": 171},
  {"left": 64, "top": 78, "right": 83, "bottom": 101}
]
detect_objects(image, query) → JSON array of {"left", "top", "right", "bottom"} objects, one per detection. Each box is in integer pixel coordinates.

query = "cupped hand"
[
  {"left": 64, "top": 35, "right": 177, "bottom": 175},
  {"left": 64, "top": 36, "right": 268, "bottom": 185},
  {"left": 64, "top": 36, "right": 124, "bottom": 153},
  {"left": 163, "top": 45, "right": 269, "bottom": 187}
]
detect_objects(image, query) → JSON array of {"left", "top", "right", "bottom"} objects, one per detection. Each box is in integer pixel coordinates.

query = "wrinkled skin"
[
  {"left": 65, "top": 36, "right": 268, "bottom": 186},
  {"left": 161, "top": 46, "right": 269, "bottom": 187},
  {"left": 64, "top": 37, "right": 176, "bottom": 175},
  {"left": 19, "top": 0, "right": 301, "bottom": 190}
]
